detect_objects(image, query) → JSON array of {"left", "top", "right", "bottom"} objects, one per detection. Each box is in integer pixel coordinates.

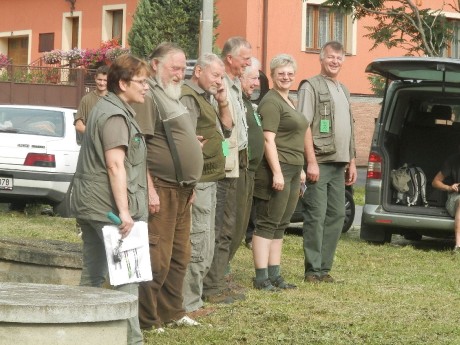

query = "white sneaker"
[{"left": 172, "top": 316, "right": 200, "bottom": 327}]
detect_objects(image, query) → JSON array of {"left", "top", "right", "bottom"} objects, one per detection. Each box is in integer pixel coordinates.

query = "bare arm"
[
  {"left": 214, "top": 82, "right": 233, "bottom": 130},
  {"left": 105, "top": 146, "right": 134, "bottom": 238},
  {"left": 264, "top": 131, "right": 284, "bottom": 191},
  {"left": 346, "top": 158, "right": 357, "bottom": 186},
  {"left": 304, "top": 127, "right": 319, "bottom": 182},
  {"left": 433, "top": 171, "right": 458, "bottom": 192},
  {"left": 147, "top": 171, "right": 160, "bottom": 214},
  {"left": 74, "top": 119, "right": 86, "bottom": 134}
]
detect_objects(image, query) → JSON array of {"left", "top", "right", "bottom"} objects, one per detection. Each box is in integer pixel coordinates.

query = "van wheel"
[
  {"left": 342, "top": 189, "right": 355, "bottom": 233},
  {"left": 53, "top": 180, "right": 74, "bottom": 218},
  {"left": 360, "top": 224, "right": 392, "bottom": 244},
  {"left": 403, "top": 231, "right": 423, "bottom": 241}
]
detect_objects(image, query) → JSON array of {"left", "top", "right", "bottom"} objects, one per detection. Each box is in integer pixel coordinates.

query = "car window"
[{"left": 0, "top": 108, "right": 64, "bottom": 137}]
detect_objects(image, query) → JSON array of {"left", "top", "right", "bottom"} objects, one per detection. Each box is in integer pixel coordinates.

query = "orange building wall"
[
  {"left": 215, "top": 0, "right": 248, "bottom": 47},
  {"left": 214, "top": 0, "right": 455, "bottom": 95},
  {"left": 0, "top": 0, "right": 137, "bottom": 63}
]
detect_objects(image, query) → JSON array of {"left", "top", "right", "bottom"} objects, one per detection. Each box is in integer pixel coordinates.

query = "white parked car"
[{"left": 0, "top": 105, "right": 79, "bottom": 217}]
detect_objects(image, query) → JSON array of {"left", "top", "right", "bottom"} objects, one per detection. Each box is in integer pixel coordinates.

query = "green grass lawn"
[{"left": 1, "top": 204, "right": 459, "bottom": 344}]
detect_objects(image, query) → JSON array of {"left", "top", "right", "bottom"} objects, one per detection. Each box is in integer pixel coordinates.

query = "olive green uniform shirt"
[{"left": 257, "top": 89, "right": 308, "bottom": 166}]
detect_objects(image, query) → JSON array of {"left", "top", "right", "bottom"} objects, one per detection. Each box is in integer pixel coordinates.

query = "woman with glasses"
[
  {"left": 251, "top": 54, "right": 308, "bottom": 291},
  {"left": 72, "top": 54, "right": 150, "bottom": 345}
]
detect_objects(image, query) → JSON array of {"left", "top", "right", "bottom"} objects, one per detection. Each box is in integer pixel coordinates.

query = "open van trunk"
[
  {"left": 362, "top": 57, "right": 460, "bottom": 242},
  {"left": 379, "top": 84, "right": 460, "bottom": 218}
]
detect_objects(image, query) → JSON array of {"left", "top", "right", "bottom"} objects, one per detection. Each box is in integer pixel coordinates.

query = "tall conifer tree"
[{"left": 129, "top": 0, "right": 218, "bottom": 59}]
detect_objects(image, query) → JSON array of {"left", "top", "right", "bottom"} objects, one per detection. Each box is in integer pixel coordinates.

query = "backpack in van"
[{"left": 390, "top": 164, "right": 429, "bottom": 207}]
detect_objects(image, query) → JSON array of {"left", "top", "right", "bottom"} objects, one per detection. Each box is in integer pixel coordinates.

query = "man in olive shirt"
[
  {"left": 180, "top": 53, "right": 232, "bottom": 312},
  {"left": 202, "top": 36, "right": 252, "bottom": 303},
  {"left": 73, "top": 65, "right": 109, "bottom": 143},
  {"left": 133, "top": 43, "right": 203, "bottom": 332},
  {"left": 297, "top": 41, "right": 357, "bottom": 283},
  {"left": 229, "top": 57, "right": 264, "bottom": 263}
]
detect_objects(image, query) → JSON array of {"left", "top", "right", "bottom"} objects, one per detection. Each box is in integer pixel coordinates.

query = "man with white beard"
[{"left": 133, "top": 42, "right": 204, "bottom": 333}]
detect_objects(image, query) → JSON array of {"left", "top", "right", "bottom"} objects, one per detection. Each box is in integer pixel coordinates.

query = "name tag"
[
  {"left": 222, "top": 140, "right": 230, "bottom": 157},
  {"left": 320, "top": 119, "right": 330, "bottom": 133},
  {"left": 253, "top": 111, "right": 262, "bottom": 127}
]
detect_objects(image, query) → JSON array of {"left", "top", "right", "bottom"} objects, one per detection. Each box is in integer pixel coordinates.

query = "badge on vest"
[
  {"left": 222, "top": 140, "right": 230, "bottom": 157},
  {"left": 253, "top": 111, "right": 262, "bottom": 127},
  {"left": 320, "top": 119, "right": 330, "bottom": 133}
]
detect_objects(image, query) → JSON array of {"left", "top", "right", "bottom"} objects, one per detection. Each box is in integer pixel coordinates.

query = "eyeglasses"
[
  {"left": 277, "top": 72, "right": 295, "bottom": 79},
  {"left": 130, "top": 79, "right": 148, "bottom": 86}
]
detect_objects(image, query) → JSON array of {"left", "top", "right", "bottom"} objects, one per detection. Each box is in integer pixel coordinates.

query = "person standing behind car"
[
  {"left": 74, "top": 65, "right": 109, "bottom": 143},
  {"left": 228, "top": 57, "right": 264, "bottom": 264},
  {"left": 72, "top": 54, "right": 150, "bottom": 345},
  {"left": 180, "top": 53, "right": 233, "bottom": 314},
  {"left": 297, "top": 41, "right": 357, "bottom": 284},
  {"left": 252, "top": 54, "right": 307, "bottom": 291}
]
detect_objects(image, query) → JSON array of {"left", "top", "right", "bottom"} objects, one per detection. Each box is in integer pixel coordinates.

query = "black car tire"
[
  {"left": 342, "top": 189, "right": 355, "bottom": 233},
  {"left": 403, "top": 231, "right": 423, "bottom": 241},
  {"left": 53, "top": 179, "right": 74, "bottom": 218},
  {"left": 360, "top": 223, "right": 392, "bottom": 244},
  {"left": 8, "top": 201, "right": 26, "bottom": 212}
]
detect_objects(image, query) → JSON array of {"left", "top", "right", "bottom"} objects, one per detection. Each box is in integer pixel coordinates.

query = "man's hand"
[
  {"left": 345, "top": 160, "right": 357, "bottom": 186},
  {"left": 306, "top": 162, "right": 320, "bottom": 183},
  {"left": 188, "top": 189, "right": 196, "bottom": 204},
  {"left": 196, "top": 135, "right": 208, "bottom": 149},
  {"left": 149, "top": 187, "right": 160, "bottom": 214},
  {"left": 451, "top": 183, "right": 460, "bottom": 193},
  {"left": 215, "top": 83, "right": 227, "bottom": 104}
]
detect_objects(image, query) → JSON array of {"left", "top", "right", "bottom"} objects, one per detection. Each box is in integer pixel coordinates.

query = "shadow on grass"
[{"left": 287, "top": 222, "right": 455, "bottom": 253}]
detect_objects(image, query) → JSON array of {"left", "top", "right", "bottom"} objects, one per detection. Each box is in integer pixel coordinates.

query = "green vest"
[
  {"left": 181, "top": 84, "right": 226, "bottom": 182},
  {"left": 243, "top": 96, "right": 264, "bottom": 172},
  {"left": 305, "top": 75, "right": 355, "bottom": 160},
  {"left": 72, "top": 92, "right": 148, "bottom": 222}
]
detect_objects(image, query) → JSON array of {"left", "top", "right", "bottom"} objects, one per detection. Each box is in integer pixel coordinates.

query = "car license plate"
[{"left": 0, "top": 177, "right": 13, "bottom": 190}]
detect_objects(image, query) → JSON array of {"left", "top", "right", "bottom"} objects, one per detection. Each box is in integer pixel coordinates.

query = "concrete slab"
[
  {"left": 0, "top": 282, "right": 136, "bottom": 323},
  {"left": 0, "top": 283, "right": 137, "bottom": 345}
]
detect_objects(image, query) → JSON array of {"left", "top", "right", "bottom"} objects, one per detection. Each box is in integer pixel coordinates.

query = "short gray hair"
[
  {"left": 319, "top": 41, "right": 345, "bottom": 60},
  {"left": 196, "top": 53, "right": 224, "bottom": 70},
  {"left": 221, "top": 37, "right": 251, "bottom": 58},
  {"left": 269, "top": 54, "right": 297, "bottom": 76},
  {"left": 148, "top": 42, "right": 185, "bottom": 62},
  {"left": 242, "top": 57, "right": 261, "bottom": 77}
]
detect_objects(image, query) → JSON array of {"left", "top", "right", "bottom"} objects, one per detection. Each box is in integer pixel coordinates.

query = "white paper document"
[{"left": 102, "top": 221, "right": 152, "bottom": 286}]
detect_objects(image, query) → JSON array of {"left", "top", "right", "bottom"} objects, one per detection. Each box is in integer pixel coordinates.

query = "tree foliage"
[
  {"left": 324, "top": 0, "right": 453, "bottom": 57},
  {"left": 128, "top": 0, "right": 219, "bottom": 60}
]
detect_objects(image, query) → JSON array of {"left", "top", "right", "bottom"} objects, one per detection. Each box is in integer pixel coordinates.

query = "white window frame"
[
  {"left": 62, "top": 11, "right": 82, "bottom": 51},
  {"left": 0, "top": 30, "right": 32, "bottom": 64},
  {"left": 301, "top": 0, "right": 357, "bottom": 55},
  {"left": 440, "top": 10, "right": 460, "bottom": 58},
  {"left": 102, "top": 4, "right": 127, "bottom": 46}
]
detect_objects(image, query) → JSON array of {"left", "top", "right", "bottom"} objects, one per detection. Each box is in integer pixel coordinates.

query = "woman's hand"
[
  {"left": 272, "top": 172, "right": 285, "bottom": 191},
  {"left": 118, "top": 211, "right": 134, "bottom": 238},
  {"left": 300, "top": 169, "right": 306, "bottom": 184}
]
